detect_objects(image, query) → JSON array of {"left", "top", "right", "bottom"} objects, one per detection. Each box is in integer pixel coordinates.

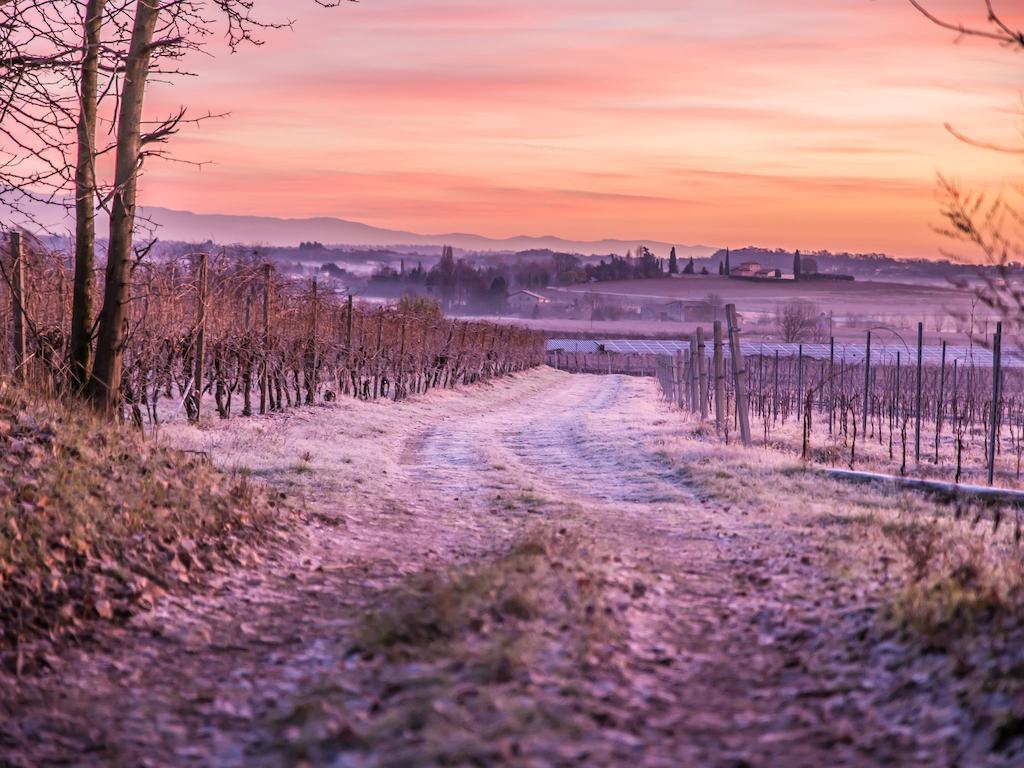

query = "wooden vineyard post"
[
  {"left": 988, "top": 321, "right": 1003, "bottom": 486},
  {"left": 936, "top": 340, "right": 946, "bottom": 463},
  {"left": 895, "top": 351, "right": 902, "bottom": 427},
  {"left": 797, "top": 344, "right": 804, "bottom": 417},
  {"left": 242, "top": 292, "right": 254, "bottom": 417},
  {"left": 420, "top": 324, "right": 430, "bottom": 392},
  {"left": 375, "top": 311, "right": 385, "bottom": 397},
  {"left": 725, "top": 304, "right": 752, "bottom": 446},
  {"left": 697, "top": 326, "right": 709, "bottom": 420},
  {"left": 675, "top": 349, "right": 686, "bottom": 409},
  {"left": 345, "top": 294, "right": 355, "bottom": 398},
  {"left": 828, "top": 337, "right": 835, "bottom": 435},
  {"left": 346, "top": 293, "right": 354, "bottom": 358},
  {"left": 397, "top": 317, "right": 407, "bottom": 400},
  {"left": 9, "top": 231, "right": 26, "bottom": 382},
  {"left": 773, "top": 350, "right": 780, "bottom": 424},
  {"left": 689, "top": 335, "right": 699, "bottom": 418},
  {"left": 305, "top": 279, "right": 318, "bottom": 405},
  {"left": 452, "top": 323, "right": 466, "bottom": 388},
  {"left": 915, "top": 321, "right": 923, "bottom": 463},
  {"left": 669, "top": 353, "right": 679, "bottom": 406},
  {"left": 260, "top": 264, "right": 271, "bottom": 414},
  {"left": 861, "top": 330, "right": 871, "bottom": 435},
  {"left": 190, "top": 252, "right": 208, "bottom": 422},
  {"left": 713, "top": 321, "right": 725, "bottom": 432}
]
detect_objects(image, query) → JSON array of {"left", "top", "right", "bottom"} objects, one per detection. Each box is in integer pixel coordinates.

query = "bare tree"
[
  {"left": 3, "top": 0, "right": 354, "bottom": 413},
  {"left": 2, "top": 1, "right": 132, "bottom": 391},
  {"left": 70, "top": 0, "right": 109, "bottom": 388},
  {"left": 908, "top": 2, "right": 1024, "bottom": 339},
  {"left": 86, "top": 0, "right": 162, "bottom": 411},
  {"left": 775, "top": 299, "right": 824, "bottom": 343},
  {"left": 907, "top": 2, "right": 1022, "bottom": 48}
]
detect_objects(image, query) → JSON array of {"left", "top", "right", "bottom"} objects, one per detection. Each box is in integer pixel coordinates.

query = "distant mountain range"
[
  {"left": 142, "top": 207, "right": 717, "bottom": 258},
  {"left": 4, "top": 201, "right": 716, "bottom": 258}
]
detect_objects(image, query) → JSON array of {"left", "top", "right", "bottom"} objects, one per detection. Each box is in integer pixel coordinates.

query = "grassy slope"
[
  {"left": 0, "top": 383, "right": 283, "bottom": 673},
  {"left": 667, "top": 420, "right": 1024, "bottom": 757}
]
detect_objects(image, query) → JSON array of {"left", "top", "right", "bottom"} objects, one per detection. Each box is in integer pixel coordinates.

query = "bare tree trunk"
[
  {"left": 87, "top": 0, "right": 159, "bottom": 413},
  {"left": 69, "top": 0, "right": 106, "bottom": 391}
]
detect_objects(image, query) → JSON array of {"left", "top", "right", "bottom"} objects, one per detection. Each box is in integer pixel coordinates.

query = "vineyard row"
[
  {"left": 548, "top": 308, "right": 1021, "bottom": 489},
  {"left": 0, "top": 241, "right": 546, "bottom": 424}
]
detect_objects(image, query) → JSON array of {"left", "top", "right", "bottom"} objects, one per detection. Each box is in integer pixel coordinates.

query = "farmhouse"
[
  {"left": 508, "top": 290, "right": 550, "bottom": 315},
  {"left": 730, "top": 261, "right": 763, "bottom": 277},
  {"left": 730, "top": 261, "right": 782, "bottom": 280}
]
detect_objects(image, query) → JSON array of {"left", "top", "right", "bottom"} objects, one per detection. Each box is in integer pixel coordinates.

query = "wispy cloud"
[{"left": 138, "top": 0, "right": 1021, "bottom": 257}]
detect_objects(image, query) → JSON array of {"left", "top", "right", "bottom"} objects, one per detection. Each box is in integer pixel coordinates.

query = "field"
[{"left": 518, "top": 276, "right": 985, "bottom": 344}]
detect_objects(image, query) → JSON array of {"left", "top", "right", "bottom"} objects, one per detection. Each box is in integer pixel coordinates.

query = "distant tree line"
[{"left": 367, "top": 244, "right": 686, "bottom": 312}]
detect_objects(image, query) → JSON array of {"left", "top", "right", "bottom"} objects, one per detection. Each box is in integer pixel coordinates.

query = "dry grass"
[
  {"left": 669, "top": 417, "right": 1024, "bottom": 625},
  {"left": 357, "top": 526, "right": 609, "bottom": 663},
  {"left": 660, "top": 414, "right": 1024, "bottom": 753},
  {"left": 273, "top": 525, "right": 621, "bottom": 763},
  {"left": 884, "top": 513, "right": 1024, "bottom": 644},
  {"left": 0, "top": 382, "right": 283, "bottom": 672}
]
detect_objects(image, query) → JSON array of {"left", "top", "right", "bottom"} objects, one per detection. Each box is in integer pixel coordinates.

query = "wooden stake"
[
  {"left": 828, "top": 336, "right": 835, "bottom": 435},
  {"left": 689, "top": 335, "right": 699, "bottom": 416},
  {"left": 306, "top": 278, "right": 318, "bottom": 405},
  {"left": 669, "top": 352, "right": 679, "bottom": 406},
  {"left": 861, "top": 330, "right": 871, "bottom": 435},
  {"left": 989, "top": 322, "right": 1003, "bottom": 486},
  {"left": 260, "top": 263, "right": 271, "bottom": 414},
  {"left": 713, "top": 321, "right": 725, "bottom": 431},
  {"left": 696, "top": 326, "right": 708, "bottom": 420},
  {"left": 242, "top": 292, "right": 253, "bottom": 417},
  {"left": 9, "top": 231, "right": 26, "bottom": 382},
  {"left": 725, "top": 304, "right": 752, "bottom": 446},
  {"left": 346, "top": 293, "right": 354, "bottom": 360},
  {"left": 797, "top": 344, "right": 804, "bottom": 416},
  {"left": 915, "top": 321, "right": 923, "bottom": 463},
  {"left": 936, "top": 340, "right": 947, "bottom": 463},
  {"left": 673, "top": 350, "right": 683, "bottom": 407},
  {"left": 191, "top": 252, "right": 208, "bottom": 422}
]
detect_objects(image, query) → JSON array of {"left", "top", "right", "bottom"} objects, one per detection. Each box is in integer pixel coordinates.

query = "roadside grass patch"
[
  {"left": 874, "top": 508, "right": 1024, "bottom": 755},
  {"left": 271, "top": 525, "right": 623, "bottom": 763},
  {"left": 358, "top": 529, "right": 573, "bottom": 656},
  {"left": 881, "top": 515, "right": 1022, "bottom": 647}
]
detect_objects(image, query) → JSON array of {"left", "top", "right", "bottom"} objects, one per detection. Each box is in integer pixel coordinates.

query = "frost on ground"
[{"left": 2, "top": 368, "right": 1021, "bottom": 766}]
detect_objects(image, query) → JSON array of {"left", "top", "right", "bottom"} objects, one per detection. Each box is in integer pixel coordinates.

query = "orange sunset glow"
[{"left": 134, "top": 0, "right": 1022, "bottom": 258}]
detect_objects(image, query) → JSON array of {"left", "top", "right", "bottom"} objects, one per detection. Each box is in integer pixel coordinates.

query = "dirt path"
[{"left": 0, "top": 369, "right": 991, "bottom": 766}]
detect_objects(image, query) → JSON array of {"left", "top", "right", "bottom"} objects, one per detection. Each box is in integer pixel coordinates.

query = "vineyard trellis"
[
  {"left": 0, "top": 233, "right": 546, "bottom": 424},
  {"left": 548, "top": 309, "right": 1024, "bottom": 488}
]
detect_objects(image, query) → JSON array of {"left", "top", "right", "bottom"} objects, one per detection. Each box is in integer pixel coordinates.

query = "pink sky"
[{"left": 140, "top": 0, "right": 1020, "bottom": 257}]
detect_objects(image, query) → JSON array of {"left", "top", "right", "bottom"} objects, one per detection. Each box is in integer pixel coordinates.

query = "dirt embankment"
[{"left": 0, "top": 383, "right": 282, "bottom": 678}]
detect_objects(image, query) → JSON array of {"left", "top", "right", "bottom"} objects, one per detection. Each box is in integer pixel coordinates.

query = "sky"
[{"left": 139, "top": 0, "right": 1021, "bottom": 258}]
